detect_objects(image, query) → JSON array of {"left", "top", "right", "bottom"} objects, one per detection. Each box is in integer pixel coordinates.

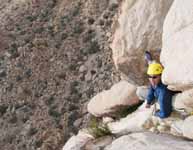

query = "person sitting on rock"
[
  {"left": 136, "top": 51, "right": 176, "bottom": 118},
  {"left": 144, "top": 62, "right": 174, "bottom": 118}
]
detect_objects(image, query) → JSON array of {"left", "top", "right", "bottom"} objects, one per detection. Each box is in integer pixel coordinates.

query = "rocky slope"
[
  {"left": 2, "top": 0, "right": 193, "bottom": 150},
  {"left": 64, "top": 0, "right": 193, "bottom": 149},
  {"left": 0, "top": 0, "right": 121, "bottom": 149}
]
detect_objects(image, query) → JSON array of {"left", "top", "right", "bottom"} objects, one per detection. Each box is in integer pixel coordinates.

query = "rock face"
[
  {"left": 85, "top": 136, "right": 113, "bottom": 150},
  {"left": 107, "top": 103, "right": 154, "bottom": 135},
  {"left": 161, "top": 0, "right": 193, "bottom": 91},
  {"left": 62, "top": 130, "right": 94, "bottom": 150},
  {"left": 105, "top": 132, "right": 193, "bottom": 150},
  {"left": 87, "top": 81, "right": 139, "bottom": 117},
  {"left": 111, "top": 0, "right": 174, "bottom": 85},
  {"left": 172, "top": 89, "right": 193, "bottom": 113},
  {"left": 182, "top": 116, "right": 193, "bottom": 140}
]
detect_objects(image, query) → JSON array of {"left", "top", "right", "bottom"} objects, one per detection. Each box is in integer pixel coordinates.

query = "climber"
[
  {"left": 136, "top": 51, "right": 178, "bottom": 118},
  {"left": 145, "top": 62, "right": 174, "bottom": 118}
]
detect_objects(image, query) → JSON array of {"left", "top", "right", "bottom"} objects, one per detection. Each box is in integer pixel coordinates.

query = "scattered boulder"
[
  {"left": 87, "top": 80, "right": 139, "bottom": 117},
  {"left": 79, "top": 65, "right": 87, "bottom": 73}
]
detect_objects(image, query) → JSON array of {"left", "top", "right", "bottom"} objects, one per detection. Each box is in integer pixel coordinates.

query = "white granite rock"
[
  {"left": 182, "top": 116, "right": 193, "bottom": 140},
  {"left": 104, "top": 132, "right": 193, "bottom": 150},
  {"left": 161, "top": 0, "right": 193, "bottom": 91},
  {"left": 111, "top": 0, "right": 173, "bottom": 84},
  {"left": 172, "top": 89, "right": 193, "bottom": 113},
  {"left": 107, "top": 103, "right": 154, "bottom": 135},
  {"left": 62, "top": 130, "right": 94, "bottom": 150},
  {"left": 88, "top": 81, "right": 139, "bottom": 117}
]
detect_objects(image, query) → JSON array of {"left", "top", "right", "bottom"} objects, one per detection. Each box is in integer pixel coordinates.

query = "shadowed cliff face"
[{"left": 0, "top": 0, "right": 120, "bottom": 149}]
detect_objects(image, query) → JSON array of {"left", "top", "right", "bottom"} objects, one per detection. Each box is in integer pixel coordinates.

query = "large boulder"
[
  {"left": 111, "top": 0, "right": 173, "bottom": 85},
  {"left": 62, "top": 130, "right": 94, "bottom": 150},
  {"left": 172, "top": 89, "right": 193, "bottom": 113},
  {"left": 85, "top": 136, "right": 113, "bottom": 150},
  {"left": 170, "top": 120, "right": 184, "bottom": 136},
  {"left": 107, "top": 103, "right": 154, "bottom": 135},
  {"left": 107, "top": 101, "right": 186, "bottom": 136},
  {"left": 104, "top": 132, "right": 193, "bottom": 150},
  {"left": 87, "top": 81, "right": 139, "bottom": 117},
  {"left": 161, "top": 0, "right": 193, "bottom": 91},
  {"left": 182, "top": 116, "right": 193, "bottom": 140}
]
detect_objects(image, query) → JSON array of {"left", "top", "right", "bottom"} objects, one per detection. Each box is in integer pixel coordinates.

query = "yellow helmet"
[{"left": 147, "top": 63, "right": 163, "bottom": 75}]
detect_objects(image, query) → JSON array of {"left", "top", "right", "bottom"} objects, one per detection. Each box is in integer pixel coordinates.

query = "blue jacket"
[{"left": 146, "top": 82, "right": 174, "bottom": 118}]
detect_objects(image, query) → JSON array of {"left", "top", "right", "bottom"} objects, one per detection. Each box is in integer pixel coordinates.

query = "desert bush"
[{"left": 88, "top": 116, "right": 111, "bottom": 138}]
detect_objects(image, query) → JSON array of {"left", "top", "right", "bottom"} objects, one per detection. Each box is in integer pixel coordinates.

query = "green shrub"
[
  {"left": 48, "top": 0, "right": 57, "bottom": 8},
  {"left": 68, "top": 63, "right": 77, "bottom": 71},
  {"left": 28, "top": 127, "right": 38, "bottom": 136},
  {"left": 45, "top": 96, "right": 54, "bottom": 106},
  {"left": 48, "top": 108, "right": 61, "bottom": 118},
  {"left": 0, "top": 105, "right": 8, "bottom": 116},
  {"left": 34, "top": 139, "right": 43, "bottom": 148},
  {"left": 8, "top": 43, "right": 19, "bottom": 58},
  {"left": 87, "top": 41, "right": 100, "bottom": 54},
  {"left": 88, "top": 117, "right": 111, "bottom": 138},
  {"left": 26, "top": 15, "right": 37, "bottom": 22},
  {"left": 33, "top": 27, "right": 44, "bottom": 34},
  {"left": 73, "top": 23, "right": 84, "bottom": 34},
  {"left": 82, "top": 30, "right": 95, "bottom": 43}
]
